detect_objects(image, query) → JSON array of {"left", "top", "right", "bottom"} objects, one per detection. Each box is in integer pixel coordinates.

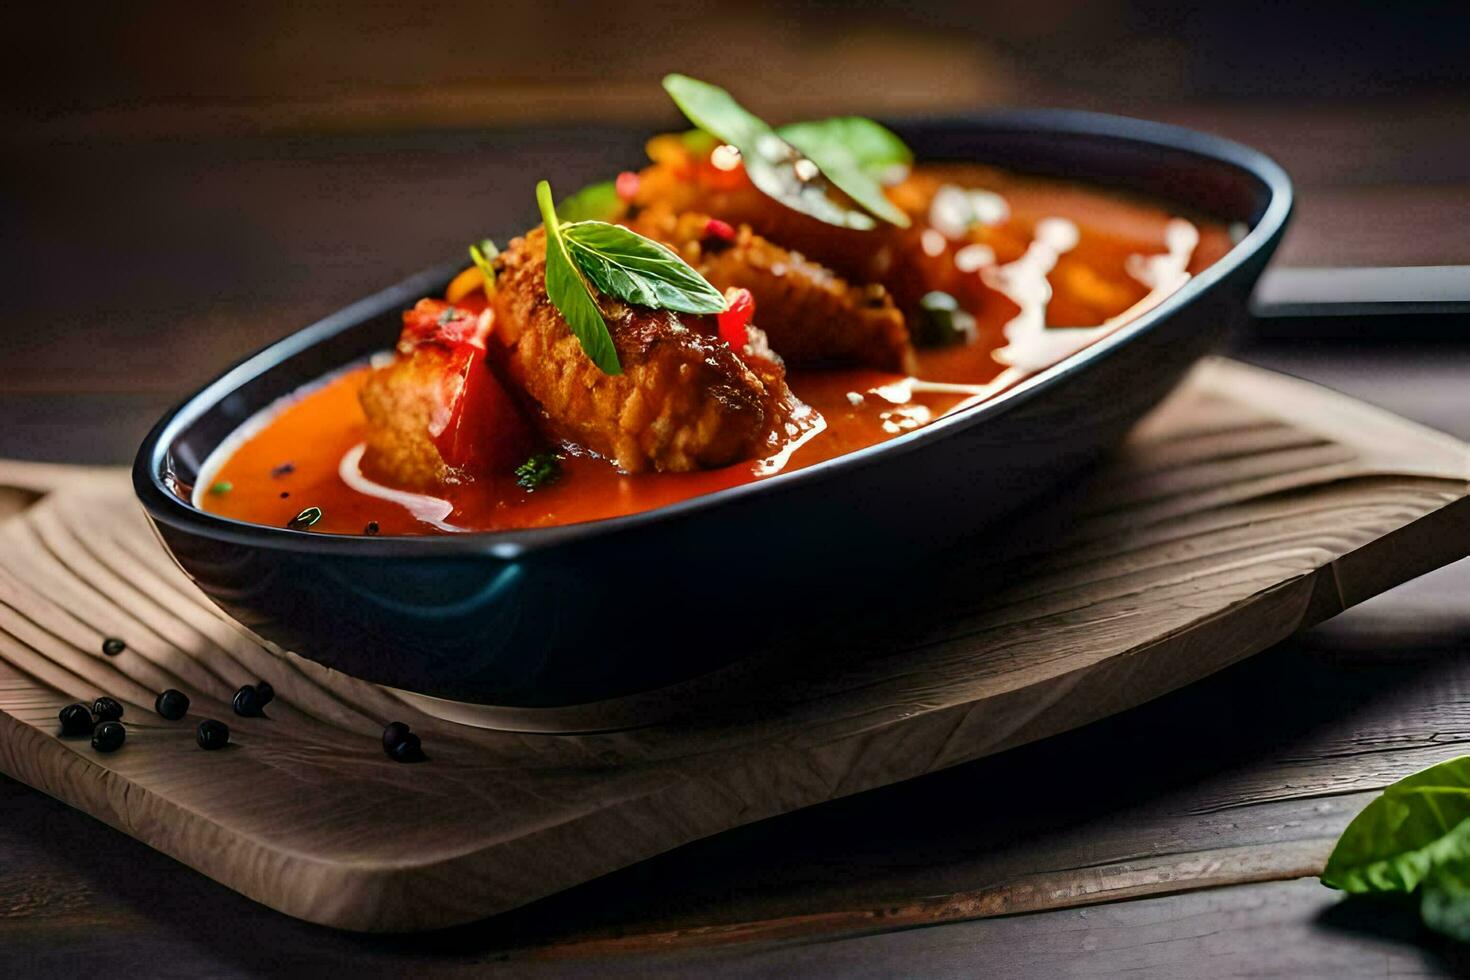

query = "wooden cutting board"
[{"left": 0, "top": 358, "right": 1465, "bottom": 933}]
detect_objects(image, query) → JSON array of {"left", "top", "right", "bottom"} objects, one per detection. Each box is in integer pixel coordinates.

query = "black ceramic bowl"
[{"left": 134, "top": 109, "right": 1291, "bottom": 708}]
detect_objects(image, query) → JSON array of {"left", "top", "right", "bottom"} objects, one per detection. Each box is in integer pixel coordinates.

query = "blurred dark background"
[{"left": 1, "top": 1, "right": 1466, "bottom": 462}]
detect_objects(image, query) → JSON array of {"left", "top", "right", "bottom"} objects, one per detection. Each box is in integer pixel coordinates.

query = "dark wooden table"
[{"left": 2, "top": 102, "right": 1468, "bottom": 976}]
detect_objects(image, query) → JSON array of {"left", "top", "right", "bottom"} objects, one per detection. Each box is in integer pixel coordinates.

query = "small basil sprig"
[
  {"left": 1322, "top": 755, "right": 1470, "bottom": 942},
  {"left": 557, "top": 181, "right": 622, "bottom": 223},
  {"left": 662, "top": 74, "right": 878, "bottom": 231},
  {"left": 535, "top": 179, "right": 728, "bottom": 375}
]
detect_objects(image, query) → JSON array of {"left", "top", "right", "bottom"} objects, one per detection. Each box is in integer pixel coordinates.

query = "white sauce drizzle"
[
  {"left": 752, "top": 402, "right": 827, "bottom": 477},
  {"left": 954, "top": 243, "right": 996, "bottom": 272},
  {"left": 930, "top": 185, "right": 1010, "bottom": 239},
  {"left": 338, "top": 443, "right": 465, "bottom": 533},
  {"left": 985, "top": 217, "right": 1080, "bottom": 372},
  {"left": 991, "top": 216, "right": 1198, "bottom": 373}
]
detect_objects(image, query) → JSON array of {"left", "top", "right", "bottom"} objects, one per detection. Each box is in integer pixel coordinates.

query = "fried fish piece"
[
  {"left": 491, "top": 229, "right": 801, "bottom": 473},
  {"left": 360, "top": 300, "right": 534, "bottom": 488},
  {"left": 633, "top": 211, "right": 916, "bottom": 374},
  {"left": 630, "top": 160, "right": 1014, "bottom": 324}
]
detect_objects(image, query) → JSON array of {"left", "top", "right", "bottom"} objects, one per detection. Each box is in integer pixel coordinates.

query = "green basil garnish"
[
  {"left": 536, "top": 180, "right": 622, "bottom": 375},
  {"left": 776, "top": 117, "right": 913, "bottom": 227},
  {"left": 563, "top": 220, "right": 726, "bottom": 315},
  {"left": 557, "top": 181, "right": 622, "bottom": 223},
  {"left": 661, "top": 74, "right": 878, "bottom": 231},
  {"left": 536, "top": 180, "right": 728, "bottom": 374},
  {"left": 1322, "top": 755, "right": 1470, "bottom": 941}
]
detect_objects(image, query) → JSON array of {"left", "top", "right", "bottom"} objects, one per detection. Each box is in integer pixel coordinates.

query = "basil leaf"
[
  {"left": 662, "top": 74, "right": 876, "bottom": 231},
  {"left": 535, "top": 180, "right": 621, "bottom": 375},
  {"left": 563, "top": 220, "right": 726, "bottom": 315},
  {"left": 778, "top": 116, "right": 913, "bottom": 179},
  {"left": 557, "top": 181, "right": 622, "bottom": 223},
  {"left": 777, "top": 117, "right": 912, "bottom": 227},
  {"left": 1322, "top": 756, "right": 1470, "bottom": 894},
  {"left": 1422, "top": 860, "right": 1470, "bottom": 942}
]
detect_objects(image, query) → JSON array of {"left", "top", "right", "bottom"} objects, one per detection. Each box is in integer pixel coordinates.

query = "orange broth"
[{"left": 198, "top": 168, "right": 1234, "bottom": 536}]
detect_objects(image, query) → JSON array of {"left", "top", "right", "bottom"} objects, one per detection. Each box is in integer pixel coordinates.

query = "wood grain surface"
[{"left": 0, "top": 358, "right": 1466, "bottom": 936}]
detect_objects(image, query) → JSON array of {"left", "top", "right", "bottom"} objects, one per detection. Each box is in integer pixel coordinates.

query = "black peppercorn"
[
  {"left": 254, "top": 681, "right": 275, "bottom": 707},
  {"left": 91, "top": 696, "right": 123, "bottom": 721},
  {"left": 382, "top": 721, "right": 411, "bottom": 754},
  {"left": 197, "top": 718, "right": 230, "bottom": 750},
  {"left": 91, "top": 721, "right": 125, "bottom": 753},
  {"left": 390, "top": 731, "right": 424, "bottom": 763},
  {"left": 59, "top": 702, "right": 95, "bottom": 736},
  {"left": 101, "top": 637, "right": 126, "bottom": 656},
  {"left": 231, "top": 685, "right": 263, "bottom": 717},
  {"left": 155, "top": 689, "right": 190, "bottom": 720}
]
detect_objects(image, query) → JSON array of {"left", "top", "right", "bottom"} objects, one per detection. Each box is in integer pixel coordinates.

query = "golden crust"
[
  {"left": 492, "top": 229, "right": 795, "bottom": 473},
  {"left": 359, "top": 348, "right": 461, "bottom": 489},
  {"left": 635, "top": 211, "right": 916, "bottom": 373}
]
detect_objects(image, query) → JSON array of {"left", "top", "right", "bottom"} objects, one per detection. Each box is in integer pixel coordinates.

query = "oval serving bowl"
[{"left": 134, "top": 109, "right": 1292, "bottom": 708}]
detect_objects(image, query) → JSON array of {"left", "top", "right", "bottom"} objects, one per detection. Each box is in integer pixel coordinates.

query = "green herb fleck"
[
  {"left": 469, "top": 239, "right": 498, "bottom": 291},
  {"left": 557, "top": 181, "right": 622, "bottom": 223},
  {"left": 209, "top": 481, "right": 233, "bottom": 496},
  {"left": 287, "top": 506, "right": 323, "bottom": 530},
  {"left": 436, "top": 306, "right": 460, "bottom": 326},
  {"left": 1322, "top": 755, "right": 1470, "bottom": 942},
  {"left": 537, "top": 180, "right": 622, "bottom": 375},
  {"left": 914, "top": 291, "right": 977, "bottom": 347},
  {"left": 515, "top": 452, "right": 562, "bottom": 491}
]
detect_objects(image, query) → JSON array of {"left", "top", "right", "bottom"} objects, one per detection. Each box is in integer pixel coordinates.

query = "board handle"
[
  {"left": 1251, "top": 265, "right": 1470, "bottom": 341},
  {"left": 0, "top": 460, "right": 100, "bottom": 520}
]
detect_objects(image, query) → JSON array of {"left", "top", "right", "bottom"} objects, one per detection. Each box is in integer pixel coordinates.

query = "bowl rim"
[{"left": 133, "top": 106, "right": 1293, "bottom": 559}]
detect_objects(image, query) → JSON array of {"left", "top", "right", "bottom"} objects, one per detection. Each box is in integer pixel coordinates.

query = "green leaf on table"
[
  {"left": 777, "top": 116, "right": 913, "bottom": 227},
  {"left": 557, "top": 181, "right": 622, "bottom": 223},
  {"left": 535, "top": 180, "right": 621, "bottom": 375},
  {"left": 1322, "top": 756, "right": 1470, "bottom": 894},
  {"left": 661, "top": 73, "right": 878, "bottom": 231},
  {"left": 1422, "top": 860, "right": 1470, "bottom": 942},
  {"left": 563, "top": 220, "right": 726, "bottom": 314}
]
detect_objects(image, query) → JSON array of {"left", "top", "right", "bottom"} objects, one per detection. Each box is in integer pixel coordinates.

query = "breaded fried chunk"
[
  {"left": 634, "top": 211, "right": 915, "bottom": 373},
  {"left": 360, "top": 345, "right": 467, "bottom": 488},
  {"left": 492, "top": 229, "right": 798, "bottom": 473},
  {"left": 631, "top": 162, "right": 947, "bottom": 320}
]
